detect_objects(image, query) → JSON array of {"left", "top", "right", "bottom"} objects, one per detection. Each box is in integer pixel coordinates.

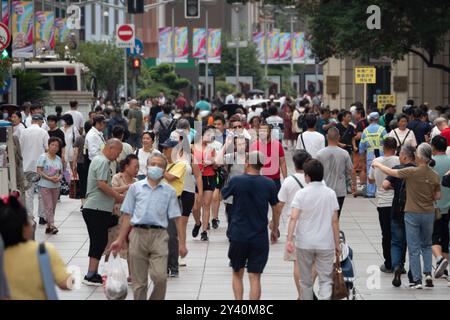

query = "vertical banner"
[
  {"left": 54, "top": 18, "right": 69, "bottom": 43},
  {"left": 207, "top": 28, "right": 221, "bottom": 64},
  {"left": 174, "top": 27, "right": 188, "bottom": 63},
  {"left": 192, "top": 28, "right": 206, "bottom": 60},
  {"left": 35, "top": 11, "right": 55, "bottom": 52},
  {"left": 158, "top": 27, "right": 173, "bottom": 63},
  {"left": 12, "top": 1, "right": 34, "bottom": 58},
  {"left": 267, "top": 32, "right": 280, "bottom": 64},
  {"left": 278, "top": 32, "right": 291, "bottom": 64},
  {"left": 292, "top": 32, "right": 305, "bottom": 63},
  {"left": 252, "top": 32, "right": 265, "bottom": 64},
  {"left": 2, "top": 1, "right": 9, "bottom": 26}
]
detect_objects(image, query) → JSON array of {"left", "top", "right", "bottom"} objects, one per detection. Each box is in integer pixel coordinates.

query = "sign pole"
[
  {"left": 124, "top": 48, "right": 128, "bottom": 100},
  {"left": 364, "top": 82, "right": 367, "bottom": 111},
  {"left": 204, "top": 8, "right": 209, "bottom": 99}
]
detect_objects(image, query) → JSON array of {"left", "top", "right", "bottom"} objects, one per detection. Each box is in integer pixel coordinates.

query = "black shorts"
[
  {"left": 180, "top": 191, "right": 195, "bottom": 217},
  {"left": 82, "top": 208, "right": 115, "bottom": 260},
  {"left": 228, "top": 241, "right": 269, "bottom": 274},
  {"left": 432, "top": 212, "right": 450, "bottom": 253},
  {"left": 202, "top": 175, "right": 217, "bottom": 192}
]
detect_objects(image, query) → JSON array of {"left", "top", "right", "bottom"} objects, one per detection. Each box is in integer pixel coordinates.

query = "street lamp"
[{"left": 232, "top": 2, "right": 244, "bottom": 94}]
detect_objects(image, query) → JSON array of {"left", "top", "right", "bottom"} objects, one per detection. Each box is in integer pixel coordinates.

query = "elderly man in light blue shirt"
[{"left": 111, "top": 153, "right": 185, "bottom": 300}]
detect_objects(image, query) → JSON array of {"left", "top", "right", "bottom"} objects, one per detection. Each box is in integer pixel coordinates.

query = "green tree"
[
  {"left": 14, "top": 70, "right": 50, "bottom": 106},
  {"left": 303, "top": 0, "right": 450, "bottom": 73},
  {"left": 73, "top": 42, "right": 125, "bottom": 100},
  {"left": 137, "top": 64, "right": 190, "bottom": 100}
]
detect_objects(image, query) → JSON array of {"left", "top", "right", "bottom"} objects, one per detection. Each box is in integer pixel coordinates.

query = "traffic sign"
[
  {"left": 127, "top": 38, "right": 144, "bottom": 57},
  {"left": 116, "top": 24, "right": 135, "bottom": 48},
  {"left": 355, "top": 66, "right": 376, "bottom": 84},
  {"left": 227, "top": 40, "right": 248, "bottom": 48},
  {"left": 0, "top": 22, "right": 11, "bottom": 52},
  {"left": 377, "top": 95, "right": 395, "bottom": 110}
]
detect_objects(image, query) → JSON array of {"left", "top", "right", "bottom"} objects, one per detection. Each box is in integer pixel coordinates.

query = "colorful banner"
[
  {"left": 278, "top": 32, "right": 291, "bottom": 64},
  {"left": 2, "top": 1, "right": 9, "bottom": 26},
  {"left": 193, "top": 28, "right": 221, "bottom": 64},
  {"left": 292, "top": 32, "right": 305, "bottom": 63},
  {"left": 252, "top": 32, "right": 265, "bottom": 64},
  {"left": 54, "top": 18, "right": 69, "bottom": 43},
  {"left": 174, "top": 27, "right": 188, "bottom": 63},
  {"left": 12, "top": 1, "right": 34, "bottom": 58},
  {"left": 192, "top": 28, "right": 206, "bottom": 60},
  {"left": 267, "top": 32, "right": 280, "bottom": 64},
  {"left": 35, "top": 11, "right": 55, "bottom": 52},
  {"left": 158, "top": 27, "right": 172, "bottom": 62}
]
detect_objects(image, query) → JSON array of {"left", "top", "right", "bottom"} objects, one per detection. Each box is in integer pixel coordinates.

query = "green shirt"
[
  {"left": 433, "top": 154, "right": 450, "bottom": 213},
  {"left": 84, "top": 154, "right": 114, "bottom": 212},
  {"left": 195, "top": 100, "right": 211, "bottom": 111}
]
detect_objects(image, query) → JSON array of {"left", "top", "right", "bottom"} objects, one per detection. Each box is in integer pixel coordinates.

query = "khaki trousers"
[{"left": 129, "top": 227, "right": 169, "bottom": 300}]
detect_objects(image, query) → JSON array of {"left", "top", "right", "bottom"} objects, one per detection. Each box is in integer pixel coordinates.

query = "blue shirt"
[
  {"left": 433, "top": 154, "right": 450, "bottom": 212},
  {"left": 155, "top": 111, "right": 165, "bottom": 122},
  {"left": 121, "top": 179, "right": 181, "bottom": 228},
  {"left": 221, "top": 174, "right": 279, "bottom": 244},
  {"left": 36, "top": 154, "right": 63, "bottom": 189}
]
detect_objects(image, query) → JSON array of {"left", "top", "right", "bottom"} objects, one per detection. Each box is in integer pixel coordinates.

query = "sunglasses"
[{"left": 233, "top": 125, "right": 243, "bottom": 129}]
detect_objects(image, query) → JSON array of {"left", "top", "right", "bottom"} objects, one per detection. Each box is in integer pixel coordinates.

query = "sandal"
[{"left": 51, "top": 226, "right": 59, "bottom": 235}]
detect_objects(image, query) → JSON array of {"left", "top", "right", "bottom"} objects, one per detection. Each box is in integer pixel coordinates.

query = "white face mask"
[
  {"left": 60, "top": 120, "right": 66, "bottom": 126},
  {"left": 3, "top": 113, "right": 8, "bottom": 119}
]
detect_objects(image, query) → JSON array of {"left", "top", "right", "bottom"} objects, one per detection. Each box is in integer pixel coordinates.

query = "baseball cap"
[
  {"left": 160, "top": 138, "right": 179, "bottom": 149},
  {"left": 369, "top": 112, "right": 380, "bottom": 120},
  {"left": 32, "top": 114, "right": 44, "bottom": 121}
]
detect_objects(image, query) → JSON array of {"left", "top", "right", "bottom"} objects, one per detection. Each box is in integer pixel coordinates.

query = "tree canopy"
[{"left": 302, "top": 0, "right": 450, "bottom": 73}]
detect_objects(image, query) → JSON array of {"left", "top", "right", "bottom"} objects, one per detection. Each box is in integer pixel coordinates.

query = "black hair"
[
  {"left": 383, "top": 137, "right": 397, "bottom": 151},
  {"left": 142, "top": 131, "right": 155, "bottom": 141},
  {"left": 293, "top": 150, "right": 312, "bottom": 171},
  {"left": 303, "top": 159, "right": 323, "bottom": 182},
  {"left": 268, "top": 106, "right": 278, "bottom": 116},
  {"left": 94, "top": 106, "right": 103, "bottom": 113},
  {"left": 48, "top": 136, "right": 63, "bottom": 150},
  {"left": 182, "top": 106, "right": 193, "bottom": 115},
  {"left": 114, "top": 107, "right": 122, "bottom": 116},
  {"left": 320, "top": 108, "right": 330, "bottom": 115},
  {"left": 88, "top": 111, "right": 96, "bottom": 117},
  {"left": 13, "top": 111, "right": 22, "bottom": 119},
  {"left": 397, "top": 113, "right": 408, "bottom": 122},
  {"left": 202, "top": 125, "right": 216, "bottom": 136},
  {"left": 213, "top": 112, "right": 225, "bottom": 124},
  {"left": 163, "top": 104, "right": 172, "bottom": 114},
  {"left": 61, "top": 113, "right": 74, "bottom": 126},
  {"left": 119, "top": 154, "right": 138, "bottom": 173},
  {"left": 338, "top": 110, "right": 350, "bottom": 122},
  {"left": 93, "top": 115, "right": 106, "bottom": 126},
  {"left": 412, "top": 107, "right": 422, "bottom": 119},
  {"left": 55, "top": 105, "right": 63, "bottom": 114},
  {"left": 305, "top": 113, "right": 317, "bottom": 129},
  {"left": 69, "top": 101, "right": 78, "bottom": 108},
  {"left": 30, "top": 104, "right": 41, "bottom": 113},
  {"left": 431, "top": 135, "right": 448, "bottom": 153},
  {"left": 355, "top": 107, "right": 365, "bottom": 118},
  {"left": 112, "top": 125, "right": 125, "bottom": 140},
  {"left": 84, "top": 121, "right": 92, "bottom": 134},
  {"left": 123, "top": 109, "right": 129, "bottom": 118},
  {"left": 407, "top": 99, "right": 414, "bottom": 106},
  {"left": 0, "top": 195, "right": 29, "bottom": 248},
  {"left": 46, "top": 114, "right": 58, "bottom": 123}
]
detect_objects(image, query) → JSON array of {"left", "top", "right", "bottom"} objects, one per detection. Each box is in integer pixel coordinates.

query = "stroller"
[{"left": 339, "top": 231, "right": 357, "bottom": 300}]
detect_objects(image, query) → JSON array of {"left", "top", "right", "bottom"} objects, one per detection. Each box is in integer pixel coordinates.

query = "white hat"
[
  {"left": 350, "top": 106, "right": 357, "bottom": 114},
  {"left": 199, "top": 110, "right": 210, "bottom": 118}
]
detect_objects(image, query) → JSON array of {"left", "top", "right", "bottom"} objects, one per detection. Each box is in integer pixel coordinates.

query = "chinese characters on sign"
[
  {"left": 355, "top": 67, "right": 376, "bottom": 84},
  {"left": 377, "top": 95, "right": 395, "bottom": 110}
]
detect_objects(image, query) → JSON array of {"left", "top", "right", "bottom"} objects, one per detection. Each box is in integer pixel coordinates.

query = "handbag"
[
  {"left": 69, "top": 179, "right": 81, "bottom": 199},
  {"left": 37, "top": 243, "right": 59, "bottom": 300},
  {"left": 60, "top": 175, "right": 70, "bottom": 196},
  {"left": 331, "top": 255, "right": 348, "bottom": 300}
]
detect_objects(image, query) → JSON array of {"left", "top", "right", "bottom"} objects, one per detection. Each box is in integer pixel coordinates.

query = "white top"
[
  {"left": 225, "top": 94, "right": 235, "bottom": 104},
  {"left": 296, "top": 131, "right": 325, "bottom": 158},
  {"left": 388, "top": 128, "right": 417, "bottom": 148},
  {"left": 137, "top": 148, "right": 161, "bottom": 176},
  {"left": 63, "top": 125, "right": 80, "bottom": 164},
  {"left": 25, "top": 116, "right": 48, "bottom": 130},
  {"left": 291, "top": 182, "right": 340, "bottom": 250},
  {"left": 431, "top": 126, "right": 441, "bottom": 139},
  {"left": 64, "top": 110, "right": 84, "bottom": 133},
  {"left": 85, "top": 126, "right": 105, "bottom": 160},
  {"left": 183, "top": 161, "right": 196, "bottom": 193},
  {"left": 19, "top": 124, "right": 50, "bottom": 172},
  {"left": 13, "top": 123, "right": 26, "bottom": 139},
  {"left": 369, "top": 155, "right": 400, "bottom": 207},
  {"left": 278, "top": 173, "right": 307, "bottom": 218}
]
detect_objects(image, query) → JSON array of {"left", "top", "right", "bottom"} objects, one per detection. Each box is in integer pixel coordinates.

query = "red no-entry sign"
[
  {"left": 0, "top": 22, "right": 11, "bottom": 52},
  {"left": 116, "top": 24, "right": 135, "bottom": 49}
]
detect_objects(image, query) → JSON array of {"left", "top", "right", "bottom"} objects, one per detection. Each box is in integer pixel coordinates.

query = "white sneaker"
[{"left": 179, "top": 257, "right": 187, "bottom": 267}]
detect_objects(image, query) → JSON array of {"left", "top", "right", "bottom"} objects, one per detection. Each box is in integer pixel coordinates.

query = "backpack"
[
  {"left": 296, "top": 110, "right": 306, "bottom": 133},
  {"left": 157, "top": 118, "right": 177, "bottom": 149}
]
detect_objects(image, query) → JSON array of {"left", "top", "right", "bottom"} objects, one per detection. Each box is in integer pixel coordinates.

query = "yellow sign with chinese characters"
[
  {"left": 355, "top": 67, "right": 376, "bottom": 84},
  {"left": 377, "top": 95, "right": 395, "bottom": 110}
]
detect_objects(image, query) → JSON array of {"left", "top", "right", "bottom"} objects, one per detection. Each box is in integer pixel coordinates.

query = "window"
[
  {"left": 91, "top": 4, "right": 96, "bottom": 35},
  {"left": 53, "top": 76, "right": 78, "bottom": 91}
]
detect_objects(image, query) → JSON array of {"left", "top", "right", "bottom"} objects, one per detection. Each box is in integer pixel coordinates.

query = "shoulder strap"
[
  {"left": 300, "top": 133, "right": 306, "bottom": 152},
  {"left": 37, "top": 243, "right": 59, "bottom": 300},
  {"left": 290, "top": 175, "right": 304, "bottom": 189},
  {"left": 167, "top": 163, "right": 176, "bottom": 173},
  {"left": 135, "top": 148, "right": 139, "bottom": 157},
  {"left": 402, "top": 129, "right": 411, "bottom": 145},
  {"left": 393, "top": 129, "right": 401, "bottom": 144},
  {"left": 159, "top": 119, "right": 167, "bottom": 130}
]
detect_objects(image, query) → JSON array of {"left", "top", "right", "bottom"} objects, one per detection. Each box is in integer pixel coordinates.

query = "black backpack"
[
  {"left": 157, "top": 119, "right": 177, "bottom": 149},
  {"left": 296, "top": 110, "right": 306, "bottom": 132}
]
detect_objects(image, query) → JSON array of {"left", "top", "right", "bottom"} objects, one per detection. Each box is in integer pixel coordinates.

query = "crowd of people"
[{"left": 0, "top": 92, "right": 450, "bottom": 300}]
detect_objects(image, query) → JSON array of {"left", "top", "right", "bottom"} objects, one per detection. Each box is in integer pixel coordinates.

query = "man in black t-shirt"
[
  {"left": 383, "top": 145, "right": 416, "bottom": 287},
  {"left": 221, "top": 151, "right": 281, "bottom": 300},
  {"left": 336, "top": 111, "right": 357, "bottom": 156},
  {"left": 46, "top": 115, "right": 66, "bottom": 162}
]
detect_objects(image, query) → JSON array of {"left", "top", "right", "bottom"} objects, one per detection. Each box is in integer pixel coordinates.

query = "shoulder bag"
[
  {"left": 37, "top": 243, "right": 59, "bottom": 300},
  {"left": 331, "top": 255, "right": 348, "bottom": 300}
]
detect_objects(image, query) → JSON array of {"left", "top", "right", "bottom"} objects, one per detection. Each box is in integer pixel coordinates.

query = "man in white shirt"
[
  {"left": 19, "top": 114, "right": 50, "bottom": 219},
  {"left": 369, "top": 137, "right": 400, "bottom": 273},
  {"left": 65, "top": 100, "right": 84, "bottom": 135},
  {"left": 286, "top": 159, "right": 340, "bottom": 300},
  {"left": 278, "top": 150, "right": 311, "bottom": 300},
  {"left": 296, "top": 113, "right": 325, "bottom": 158},
  {"left": 25, "top": 105, "right": 48, "bottom": 130},
  {"left": 158, "top": 91, "right": 166, "bottom": 106},
  {"left": 265, "top": 106, "right": 285, "bottom": 142},
  {"left": 85, "top": 115, "right": 106, "bottom": 161},
  {"left": 225, "top": 93, "right": 235, "bottom": 105}
]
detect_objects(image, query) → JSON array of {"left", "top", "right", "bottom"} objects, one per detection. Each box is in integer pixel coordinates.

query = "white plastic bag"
[{"left": 104, "top": 255, "right": 128, "bottom": 300}]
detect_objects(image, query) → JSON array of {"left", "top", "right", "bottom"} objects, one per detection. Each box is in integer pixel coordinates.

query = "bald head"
[{"left": 103, "top": 138, "right": 123, "bottom": 161}]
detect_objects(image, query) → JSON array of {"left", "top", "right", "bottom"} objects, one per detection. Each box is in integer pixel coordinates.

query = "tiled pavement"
[{"left": 34, "top": 152, "right": 450, "bottom": 300}]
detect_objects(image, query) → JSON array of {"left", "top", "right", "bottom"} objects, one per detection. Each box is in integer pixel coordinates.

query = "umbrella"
[
  {"left": 247, "top": 89, "right": 265, "bottom": 95},
  {"left": 219, "top": 104, "right": 242, "bottom": 116},
  {"left": 241, "top": 99, "right": 270, "bottom": 108}
]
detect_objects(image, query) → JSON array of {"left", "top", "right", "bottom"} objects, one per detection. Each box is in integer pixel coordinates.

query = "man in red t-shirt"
[
  {"left": 250, "top": 123, "right": 287, "bottom": 191},
  {"left": 175, "top": 92, "right": 187, "bottom": 110}
]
